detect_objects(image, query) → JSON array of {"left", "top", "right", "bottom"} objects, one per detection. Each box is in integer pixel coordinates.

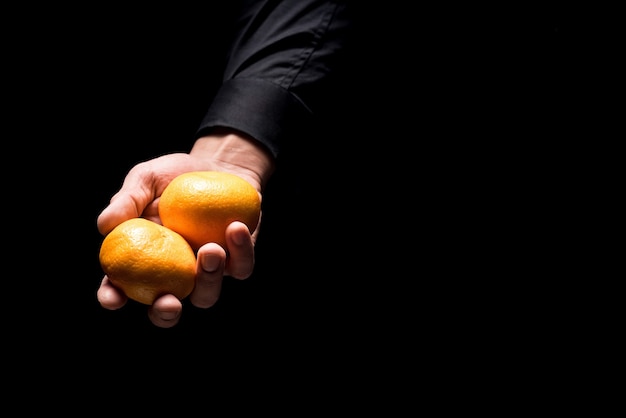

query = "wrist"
[{"left": 191, "top": 128, "right": 275, "bottom": 190}]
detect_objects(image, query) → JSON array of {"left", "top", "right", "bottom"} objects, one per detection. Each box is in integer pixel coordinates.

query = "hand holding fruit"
[{"left": 96, "top": 131, "right": 274, "bottom": 328}]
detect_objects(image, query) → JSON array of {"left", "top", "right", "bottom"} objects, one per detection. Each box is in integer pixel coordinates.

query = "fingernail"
[
  {"left": 161, "top": 311, "right": 179, "bottom": 321},
  {"left": 232, "top": 227, "right": 246, "bottom": 245},
  {"left": 201, "top": 253, "right": 221, "bottom": 273}
]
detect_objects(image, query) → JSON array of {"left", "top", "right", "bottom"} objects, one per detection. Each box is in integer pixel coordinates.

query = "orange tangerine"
[
  {"left": 99, "top": 217, "right": 196, "bottom": 305},
  {"left": 158, "top": 171, "right": 261, "bottom": 250}
]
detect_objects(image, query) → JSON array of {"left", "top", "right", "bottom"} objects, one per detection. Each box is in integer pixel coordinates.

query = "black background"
[{"left": 9, "top": 5, "right": 568, "bottom": 375}]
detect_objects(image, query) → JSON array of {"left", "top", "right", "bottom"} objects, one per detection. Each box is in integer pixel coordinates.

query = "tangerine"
[
  {"left": 99, "top": 217, "right": 197, "bottom": 305},
  {"left": 158, "top": 171, "right": 261, "bottom": 250}
]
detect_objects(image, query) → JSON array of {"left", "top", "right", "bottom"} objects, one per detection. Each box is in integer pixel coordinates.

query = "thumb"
[
  {"left": 97, "top": 191, "right": 146, "bottom": 235},
  {"left": 97, "top": 169, "right": 159, "bottom": 235}
]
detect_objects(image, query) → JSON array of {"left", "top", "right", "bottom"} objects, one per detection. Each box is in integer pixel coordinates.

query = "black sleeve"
[{"left": 196, "top": 0, "right": 354, "bottom": 158}]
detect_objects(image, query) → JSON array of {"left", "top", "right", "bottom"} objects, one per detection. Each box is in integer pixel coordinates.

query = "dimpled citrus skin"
[
  {"left": 158, "top": 171, "right": 261, "bottom": 250},
  {"left": 99, "top": 217, "right": 197, "bottom": 305}
]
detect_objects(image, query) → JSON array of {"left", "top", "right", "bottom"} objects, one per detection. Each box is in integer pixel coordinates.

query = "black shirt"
[{"left": 197, "top": 0, "right": 355, "bottom": 159}]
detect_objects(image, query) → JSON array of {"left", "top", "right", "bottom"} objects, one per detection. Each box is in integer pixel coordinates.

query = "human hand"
[{"left": 96, "top": 130, "right": 274, "bottom": 328}]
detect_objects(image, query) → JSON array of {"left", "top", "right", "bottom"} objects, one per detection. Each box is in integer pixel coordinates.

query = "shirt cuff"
[{"left": 196, "top": 78, "right": 313, "bottom": 158}]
